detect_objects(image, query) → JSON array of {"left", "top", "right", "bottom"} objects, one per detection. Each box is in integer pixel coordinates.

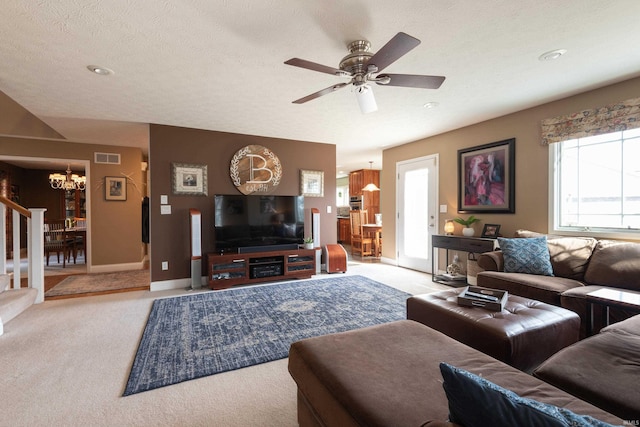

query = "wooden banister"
[{"left": 0, "top": 195, "right": 31, "bottom": 218}]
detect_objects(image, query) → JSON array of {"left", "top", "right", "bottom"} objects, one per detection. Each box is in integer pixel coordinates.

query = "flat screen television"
[{"left": 214, "top": 194, "right": 305, "bottom": 253}]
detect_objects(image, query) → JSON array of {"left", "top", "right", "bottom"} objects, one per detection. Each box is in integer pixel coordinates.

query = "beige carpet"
[
  {"left": 45, "top": 270, "right": 150, "bottom": 297},
  {"left": 1, "top": 262, "right": 446, "bottom": 426}
]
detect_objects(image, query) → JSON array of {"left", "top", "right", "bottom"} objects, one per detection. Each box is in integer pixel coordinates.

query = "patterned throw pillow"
[
  {"left": 497, "top": 236, "right": 554, "bottom": 276},
  {"left": 439, "top": 363, "right": 616, "bottom": 427}
]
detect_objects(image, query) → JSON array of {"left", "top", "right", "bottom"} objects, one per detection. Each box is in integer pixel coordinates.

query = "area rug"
[
  {"left": 123, "top": 275, "right": 410, "bottom": 396},
  {"left": 45, "top": 270, "right": 150, "bottom": 297}
]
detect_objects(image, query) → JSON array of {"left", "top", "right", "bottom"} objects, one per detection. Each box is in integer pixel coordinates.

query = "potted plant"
[
  {"left": 303, "top": 237, "right": 314, "bottom": 249},
  {"left": 454, "top": 215, "right": 480, "bottom": 237}
]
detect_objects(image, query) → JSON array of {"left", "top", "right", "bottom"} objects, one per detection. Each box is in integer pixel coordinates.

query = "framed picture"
[
  {"left": 300, "top": 169, "right": 324, "bottom": 197},
  {"left": 105, "top": 176, "right": 127, "bottom": 201},
  {"left": 172, "top": 163, "right": 208, "bottom": 196},
  {"left": 481, "top": 224, "right": 501, "bottom": 238},
  {"left": 458, "top": 138, "right": 515, "bottom": 213}
]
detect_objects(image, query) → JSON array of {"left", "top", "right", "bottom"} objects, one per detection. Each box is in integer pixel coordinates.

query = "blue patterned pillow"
[
  {"left": 498, "top": 236, "right": 554, "bottom": 276},
  {"left": 439, "top": 363, "right": 616, "bottom": 427}
]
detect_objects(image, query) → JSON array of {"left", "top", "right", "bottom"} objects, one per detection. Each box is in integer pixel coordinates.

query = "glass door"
[{"left": 396, "top": 155, "right": 438, "bottom": 272}]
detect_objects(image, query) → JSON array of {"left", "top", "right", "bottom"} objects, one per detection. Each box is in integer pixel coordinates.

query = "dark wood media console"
[{"left": 207, "top": 248, "right": 316, "bottom": 290}]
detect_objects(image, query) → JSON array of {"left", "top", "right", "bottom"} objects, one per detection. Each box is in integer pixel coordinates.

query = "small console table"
[
  {"left": 207, "top": 248, "right": 316, "bottom": 290},
  {"left": 431, "top": 235, "right": 498, "bottom": 286}
]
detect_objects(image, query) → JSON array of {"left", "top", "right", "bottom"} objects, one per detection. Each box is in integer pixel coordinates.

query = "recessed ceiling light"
[
  {"left": 87, "top": 65, "right": 114, "bottom": 75},
  {"left": 538, "top": 49, "right": 567, "bottom": 61},
  {"left": 423, "top": 102, "right": 439, "bottom": 109}
]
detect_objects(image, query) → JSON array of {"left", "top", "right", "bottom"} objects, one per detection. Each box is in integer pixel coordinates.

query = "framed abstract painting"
[{"left": 458, "top": 138, "right": 515, "bottom": 213}]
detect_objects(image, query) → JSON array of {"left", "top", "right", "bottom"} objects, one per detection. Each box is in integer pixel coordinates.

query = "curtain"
[{"left": 540, "top": 97, "right": 640, "bottom": 145}]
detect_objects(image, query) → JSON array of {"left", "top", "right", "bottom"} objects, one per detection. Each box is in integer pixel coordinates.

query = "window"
[
  {"left": 336, "top": 184, "right": 349, "bottom": 207},
  {"left": 550, "top": 128, "right": 640, "bottom": 236}
]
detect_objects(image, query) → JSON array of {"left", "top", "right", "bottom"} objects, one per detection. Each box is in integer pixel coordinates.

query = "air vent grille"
[{"left": 94, "top": 152, "right": 121, "bottom": 164}]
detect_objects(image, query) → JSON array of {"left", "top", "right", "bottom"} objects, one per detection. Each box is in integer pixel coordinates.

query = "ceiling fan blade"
[
  {"left": 292, "top": 83, "right": 349, "bottom": 104},
  {"left": 366, "top": 32, "right": 421, "bottom": 73},
  {"left": 284, "top": 58, "right": 347, "bottom": 76},
  {"left": 377, "top": 74, "right": 445, "bottom": 89}
]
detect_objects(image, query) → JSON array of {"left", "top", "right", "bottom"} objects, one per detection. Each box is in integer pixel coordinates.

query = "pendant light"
[{"left": 362, "top": 161, "right": 380, "bottom": 192}]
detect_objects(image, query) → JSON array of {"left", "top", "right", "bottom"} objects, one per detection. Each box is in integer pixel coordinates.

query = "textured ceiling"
[{"left": 2, "top": 0, "right": 640, "bottom": 176}]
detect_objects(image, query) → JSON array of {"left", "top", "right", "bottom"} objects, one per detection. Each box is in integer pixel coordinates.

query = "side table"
[
  {"left": 585, "top": 288, "right": 640, "bottom": 335},
  {"left": 431, "top": 235, "right": 497, "bottom": 286}
]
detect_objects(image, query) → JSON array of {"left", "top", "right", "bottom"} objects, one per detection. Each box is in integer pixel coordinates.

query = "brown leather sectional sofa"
[
  {"left": 534, "top": 314, "right": 640, "bottom": 421},
  {"left": 477, "top": 230, "right": 640, "bottom": 336},
  {"left": 288, "top": 320, "right": 626, "bottom": 426},
  {"left": 287, "top": 231, "right": 640, "bottom": 425}
]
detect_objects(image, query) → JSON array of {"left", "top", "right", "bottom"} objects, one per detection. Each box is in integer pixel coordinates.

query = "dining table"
[{"left": 362, "top": 223, "right": 382, "bottom": 257}]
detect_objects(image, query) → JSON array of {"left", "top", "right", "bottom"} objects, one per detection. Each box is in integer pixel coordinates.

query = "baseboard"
[
  {"left": 88, "top": 261, "right": 146, "bottom": 274},
  {"left": 150, "top": 276, "right": 206, "bottom": 292},
  {"left": 379, "top": 256, "right": 395, "bottom": 265}
]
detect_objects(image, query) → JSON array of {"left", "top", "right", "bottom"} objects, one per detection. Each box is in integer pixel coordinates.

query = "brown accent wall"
[
  {"left": 149, "top": 124, "right": 336, "bottom": 283},
  {"left": 382, "top": 76, "right": 640, "bottom": 261},
  {"left": 1, "top": 136, "right": 145, "bottom": 268}
]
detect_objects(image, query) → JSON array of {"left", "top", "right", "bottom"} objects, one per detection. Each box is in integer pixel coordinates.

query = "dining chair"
[
  {"left": 349, "top": 210, "right": 373, "bottom": 257},
  {"left": 73, "top": 217, "right": 87, "bottom": 258},
  {"left": 44, "top": 219, "right": 76, "bottom": 267}
]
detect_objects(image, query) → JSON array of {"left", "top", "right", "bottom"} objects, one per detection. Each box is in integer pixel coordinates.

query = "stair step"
[{"left": 0, "top": 288, "right": 38, "bottom": 336}]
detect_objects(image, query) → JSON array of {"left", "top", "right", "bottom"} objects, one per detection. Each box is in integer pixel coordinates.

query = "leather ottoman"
[{"left": 407, "top": 288, "right": 580, "bottom": 373}]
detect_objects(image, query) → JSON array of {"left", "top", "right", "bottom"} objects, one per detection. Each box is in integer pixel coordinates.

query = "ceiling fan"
[{"left": 284, "top": 32, "right": 445, "bottom": 113}]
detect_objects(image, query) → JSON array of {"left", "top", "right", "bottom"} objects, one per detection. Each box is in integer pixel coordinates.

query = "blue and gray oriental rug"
[{"left": 124, "top": 275, "right": 410, "bottom": 395}]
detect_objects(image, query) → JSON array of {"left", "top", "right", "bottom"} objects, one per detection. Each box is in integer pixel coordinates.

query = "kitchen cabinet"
[
  {"left": 337, "top": 217, "right": 351, "bottom": 244},
  {"left": 349, "top": 169, "right": 380, "bottom": 223},
  {"left": 349, "top": 170, "right": 364, "bottom": 196}
]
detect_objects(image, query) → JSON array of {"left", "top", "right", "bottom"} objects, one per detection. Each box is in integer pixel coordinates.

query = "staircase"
[
  {"left": 0, "top": 196, "right": 46, "bottom": 336},
  {"left": 0, "top": 274, "right": 37, "bottom": 335}
]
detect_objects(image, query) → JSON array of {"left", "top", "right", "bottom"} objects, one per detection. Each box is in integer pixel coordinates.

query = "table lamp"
[{"left": 444, "top": 220, "right": 455, "bottom": 235}]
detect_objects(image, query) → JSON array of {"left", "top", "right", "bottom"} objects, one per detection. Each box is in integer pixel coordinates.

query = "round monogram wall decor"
[{"left": 230, "top": 145, "right": 282, "bottom": 195}]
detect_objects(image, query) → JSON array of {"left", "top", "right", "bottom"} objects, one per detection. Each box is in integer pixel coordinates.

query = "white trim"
[
  {"left": 88, "top": 262, "right": 146, "bottom": 274},
  {"left": 379, "top": 256, "right": 396, "bottom": 266},
  {"left": 548, "top": 144, "right": 556, "bottom": 235},
  {"left": 151, "top": 276, "right": 205, "bottom": 292}
]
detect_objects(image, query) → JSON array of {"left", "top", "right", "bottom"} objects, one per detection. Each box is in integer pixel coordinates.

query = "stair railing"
[{"left": 0, "top": 196, "right": 45, "bottom": 303}]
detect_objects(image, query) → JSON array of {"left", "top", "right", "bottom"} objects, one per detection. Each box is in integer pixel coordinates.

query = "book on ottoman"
[{"left": 458, "top": 286, "right": 508, "bottom": 311}]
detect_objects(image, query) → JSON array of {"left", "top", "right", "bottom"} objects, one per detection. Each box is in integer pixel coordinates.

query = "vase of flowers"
[{"left": 454, "top": 215, "right": 480, "bottom": 237}]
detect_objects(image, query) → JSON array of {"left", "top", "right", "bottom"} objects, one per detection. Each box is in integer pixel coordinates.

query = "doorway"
[
  {"left": 396, "top": 155, "right": 438, "bottom": 272},
  {"left": 0, "top": 155, "right": 91, "bottom": 276}
]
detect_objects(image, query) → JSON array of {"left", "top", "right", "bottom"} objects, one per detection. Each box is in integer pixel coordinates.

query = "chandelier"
[{"left": 49, "top": 165, "right": 86, "bottom": 191}]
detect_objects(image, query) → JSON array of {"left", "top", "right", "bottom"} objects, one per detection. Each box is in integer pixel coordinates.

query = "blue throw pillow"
[
  {"left": 439, "top": 363, "right": 616, "bottom": 427},
  {"left": 498, "top": 236, "right": 554, "bottom": 276}
]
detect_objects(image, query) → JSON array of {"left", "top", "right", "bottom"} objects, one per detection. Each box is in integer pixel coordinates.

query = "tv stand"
[{"left": 207, "top": 248, "right": 316, "bottom": 290}]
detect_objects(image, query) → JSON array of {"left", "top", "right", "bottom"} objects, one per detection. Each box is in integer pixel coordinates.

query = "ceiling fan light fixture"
[
  {"left": 355, "top": 84, "right": 377, "bottom": 114},
  {"left": 284, "top": 32, "right": 446, "bottom": 110}
]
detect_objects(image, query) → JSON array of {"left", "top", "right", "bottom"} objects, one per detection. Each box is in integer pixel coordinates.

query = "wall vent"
[{"left": 94, "top": 152, "right": 121, "bottom": 164}]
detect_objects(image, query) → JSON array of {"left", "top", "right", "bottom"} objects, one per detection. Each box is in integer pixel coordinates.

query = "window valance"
[{"left": 540, "top": 97, "right": 640, "bottom": 145}]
